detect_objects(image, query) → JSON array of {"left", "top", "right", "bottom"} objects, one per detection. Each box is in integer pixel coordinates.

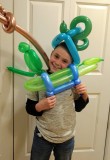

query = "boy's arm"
[
  {"left": 25, "top": 98, "right": 43, "bottom": 116},
  {"left": 25, "top": 95, "right": 56, "bottom": 116},
  {"left": 74, "top": 95, "right": 89, "bottom": 112},
  {"left": 73, "top": 83, "right": 89, "bottom": 112}
]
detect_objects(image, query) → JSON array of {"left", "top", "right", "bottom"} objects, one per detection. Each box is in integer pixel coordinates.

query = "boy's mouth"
[{"left": 52, "top": 63, "right": 61, "bottom": 70}]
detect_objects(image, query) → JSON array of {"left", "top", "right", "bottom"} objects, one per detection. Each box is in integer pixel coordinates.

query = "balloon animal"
[{"left": 0, "top": 4, "right": 103, "bottom": 96}]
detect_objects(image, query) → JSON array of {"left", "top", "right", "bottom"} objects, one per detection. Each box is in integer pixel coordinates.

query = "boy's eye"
[
  {"left": 62, "top": 59, "right": 68, "bottom": 64},
  {"left": 54, "top": 54, "right": 59, "bottom": 59}
]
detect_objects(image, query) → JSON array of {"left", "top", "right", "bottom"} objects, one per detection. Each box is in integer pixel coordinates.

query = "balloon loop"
[
  {"left": 52, "top": 28, "right": 81, "bottom": 65},
  {"left": 70, "top": 15, "right": 92, "bottom": 40},
  {"left": 2, "top": 12, "right": 16, "bottom": 33},
  {"left": 75, "top": 38, "right": 89, "bottom": 51}
]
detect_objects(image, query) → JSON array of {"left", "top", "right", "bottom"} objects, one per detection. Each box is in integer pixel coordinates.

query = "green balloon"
[
  {"left": 82, "top": 57, "right": 104, "bottom": 65},
  {"left": 24, "top": 52, "right": 38, "bottom": 72},
  {"left": 24, "top": 57, "right": 103, "bottom": 92},
  {"left": 60, "top": 21, "right": 68, "bottom": 33},
  {"left": 28, "top": 49, "right": 43, "bottom": 70},
  {"left": 18, "top": 42, "right": 30, "bottom": 53},
  {"left": 70, "top": 16, "right": 92, "bottom": 40},
  {"left": 18, "top": 42, "right": 43, "bottom": 75},
  {"left": 24, "top": 63, "right": 98, "bottom": 92},
  {"left": 76, "top": 38, "right": 89, "bottom": 51},
  {"left": 7, "top": 67, "right": 36, "bottom": 77}
]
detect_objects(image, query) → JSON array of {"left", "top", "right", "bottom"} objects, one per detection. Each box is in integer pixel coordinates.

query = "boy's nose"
[
  {"left": 55, "top": 59, "right": 61, "bottom": 65},
  {"left": 55, "top": 61, "right": 61, "bottom": 67}
]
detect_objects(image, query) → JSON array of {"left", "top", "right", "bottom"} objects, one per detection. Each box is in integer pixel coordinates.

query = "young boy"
[{"left": 26, "top": 42, "right": 89, "bottom": 160}]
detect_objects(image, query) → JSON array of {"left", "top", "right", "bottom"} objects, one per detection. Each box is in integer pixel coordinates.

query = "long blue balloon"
[
  {"left": 52, "top": 27, "right": 81, "bottom": 65},
  {"left": 40, "top": 64, "right": 81, "bottom": 96}
]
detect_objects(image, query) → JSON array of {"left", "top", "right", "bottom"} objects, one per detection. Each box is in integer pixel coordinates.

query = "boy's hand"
[
  {"left": 74, "top": 83, "right": 88, "bottom": 101},
  {"left": 74, "top": 83, "right": 87, "bottom": 95},
  {"left": 35, "top": 95, "right": 56, "bottom": 112}
]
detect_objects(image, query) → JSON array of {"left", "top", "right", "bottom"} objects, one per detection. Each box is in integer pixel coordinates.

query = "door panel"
[{"left": 70, "top": 0, "right": 110, "bottom": 160}]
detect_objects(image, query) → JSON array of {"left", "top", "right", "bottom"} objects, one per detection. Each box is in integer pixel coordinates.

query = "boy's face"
[{"left": 49, "top": 46, "right": 72, "bottom": 72}]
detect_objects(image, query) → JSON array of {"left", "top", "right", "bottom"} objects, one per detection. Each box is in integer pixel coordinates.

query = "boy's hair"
[{"left": 55, "top": 42, "right": 73, "bottom": 62}]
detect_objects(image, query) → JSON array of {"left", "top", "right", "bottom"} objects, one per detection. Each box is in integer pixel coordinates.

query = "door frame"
[{"left": 104, "top": 105, "right": 110, "bottom": 160}]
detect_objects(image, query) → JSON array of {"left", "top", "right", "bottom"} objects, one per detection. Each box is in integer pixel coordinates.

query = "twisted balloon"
[{"left": 0, "top": 4, "right": 49, "bottom": 68}]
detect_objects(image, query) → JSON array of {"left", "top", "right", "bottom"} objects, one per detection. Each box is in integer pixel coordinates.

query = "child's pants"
[{"left": 30, "top": 127, "right": 75, "bottom": 160}]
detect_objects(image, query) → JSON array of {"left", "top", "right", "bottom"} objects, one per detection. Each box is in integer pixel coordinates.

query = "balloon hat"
[{"left": 52, "top": 16, "right": 92, "bottom": 65}]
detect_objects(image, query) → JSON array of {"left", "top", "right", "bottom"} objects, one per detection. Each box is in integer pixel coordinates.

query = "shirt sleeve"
[
  {"left": 25, "top": 91, "right": 43, "bottom": 116},
  {"left": 25, "top": 98, "right": 43, "bottom": 116},
  {"left": 74, "top": 96, "right": 89, "bottom": 112}
]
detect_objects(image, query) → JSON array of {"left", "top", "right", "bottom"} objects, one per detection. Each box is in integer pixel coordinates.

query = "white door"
[
  {"left": 12, "top": 0, "right": 110, "bottom": 160},
  {"left": 70, "top": 1, "right": 110, "bottom": 160},
  {"left": 0, "top": 0, "right": 13, "bottom": 160}
]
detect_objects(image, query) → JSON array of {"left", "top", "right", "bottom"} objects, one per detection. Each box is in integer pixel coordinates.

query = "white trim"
[{"left": 104, "top": 105, "right": 110, "bottom": 160}]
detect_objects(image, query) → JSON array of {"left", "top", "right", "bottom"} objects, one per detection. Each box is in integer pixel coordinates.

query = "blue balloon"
[
  {"left": 66, "top": 27, "right": 81, "bottom": 37},
  {"left": 54, "top": 81, "right": 75, "bottom": 95},
  {"left": 40, "top": 64, "right": 81, "bottom": 96},
  {"left": 69, "top": 64, "right": 81, "bottom": 85},
  {"left": 41, "top": 72, "right": 54, "bottom": 96},
  {"left": 52, "top": 27, "right": 81, "bottom": 65},
  {"left": 65, "top": 35, "right": 80, "bottom": 65}
]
